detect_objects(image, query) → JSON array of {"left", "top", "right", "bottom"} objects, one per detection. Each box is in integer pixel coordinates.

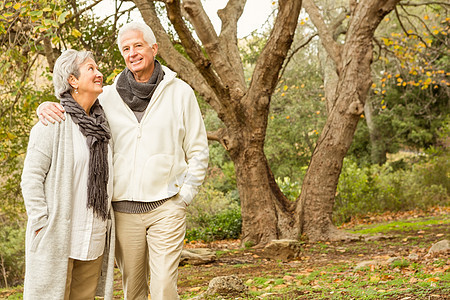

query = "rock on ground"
[
  {"left": 262, "top": 239, "right": 302, "bottom": 261},
  {"left": 180, "top": 248, "right": 216, "bottom": 266},
  {"left": 426, "top": 239, "right": 450, "bottom": 256},
  {"left": 206, "top": 275, "right": 247, "bottom": 296}
]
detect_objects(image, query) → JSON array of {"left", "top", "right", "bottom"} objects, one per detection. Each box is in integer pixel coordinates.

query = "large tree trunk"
[
  {"left": 232, "top": 128, "right": 297, "bottom": 245},
  {"left": 299, "top": 0, "right": 400, "bottom": 242}
]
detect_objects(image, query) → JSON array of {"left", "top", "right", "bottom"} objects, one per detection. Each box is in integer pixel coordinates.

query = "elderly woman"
[{"left": 21, "top": 49, "right": 115, "bottom": 300}]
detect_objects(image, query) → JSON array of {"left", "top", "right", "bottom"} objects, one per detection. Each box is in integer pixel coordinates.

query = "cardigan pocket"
[{"left": 30, "top": 225, "right": 47, "bottom": 253}]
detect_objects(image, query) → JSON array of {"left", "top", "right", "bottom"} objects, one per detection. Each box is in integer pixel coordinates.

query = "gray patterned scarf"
[
  {"left": 60, "top": 92, "right": 111, "bottom": 220},
  {"left": 116, "top": 60, "right": 165, "bottom": 112}
]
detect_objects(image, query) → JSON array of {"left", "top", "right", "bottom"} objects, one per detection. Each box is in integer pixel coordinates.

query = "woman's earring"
[{"left": 74, "top": 88, "right": 78, "bottom": 94}]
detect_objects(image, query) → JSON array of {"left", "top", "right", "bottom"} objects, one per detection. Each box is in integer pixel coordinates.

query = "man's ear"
[{"left": 152, "top": 43, "right": 158, "bottom": 57}]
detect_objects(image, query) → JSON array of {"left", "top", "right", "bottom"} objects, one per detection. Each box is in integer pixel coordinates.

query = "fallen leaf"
[{"left": 426, "top": 277, "right": 441, "bottom": 282}]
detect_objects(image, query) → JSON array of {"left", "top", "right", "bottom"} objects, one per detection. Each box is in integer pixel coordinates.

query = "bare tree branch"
[
  {"left": 217, "top": 0, "right": 246, "bottom": 86},
  {"left": 182, "top": 0, "right": 245, "bottom": 94},
  {"left": 249, "top": 0, "right": 302, "bottom": 104},
  {"left": 279, "top": 33, "right": 318, "bottom": 79},
  {"left": 207, "top": 128, "right": 232, "bottom": 150},
  {"left": 331, "top": 10, "right": 349, "bottom": 40},
  {"left": 393, "top": 6, "right": 432, "bottom": 49},
  {"left": 401, "top": 1, "right": 450, "bottom": 7},
  {"left": 164, "top": 0, "right": 229, "bottom": 101},
  {"left": 398, "top": 3, "right": 448, "bottom": 50},
  {"left": 303, "top": 0, "right": 342, "bottom": 71}
]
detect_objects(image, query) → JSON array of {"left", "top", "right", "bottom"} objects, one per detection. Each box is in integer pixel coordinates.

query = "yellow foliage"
[{"left": 71, "top": 28, "right": 82, "bottom": 38}]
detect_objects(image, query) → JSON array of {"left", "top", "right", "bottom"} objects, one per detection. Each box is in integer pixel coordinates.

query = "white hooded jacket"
[{"left": 100, "top": 65, "right": 209, "bottom": 205}]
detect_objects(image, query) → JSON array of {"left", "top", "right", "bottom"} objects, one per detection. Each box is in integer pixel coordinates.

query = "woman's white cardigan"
[{"left": 21, "top": 115, "right": 115, "bottom": 300}]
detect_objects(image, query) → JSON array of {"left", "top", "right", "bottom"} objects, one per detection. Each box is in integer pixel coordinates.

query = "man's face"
[{"left": 120, "top": 30, "right": 158, "bottom": 82}]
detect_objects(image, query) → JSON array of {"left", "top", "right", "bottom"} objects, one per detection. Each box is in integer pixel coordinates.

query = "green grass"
[{"left": 349, "top": 217, "right": 449, "bottom": 234}]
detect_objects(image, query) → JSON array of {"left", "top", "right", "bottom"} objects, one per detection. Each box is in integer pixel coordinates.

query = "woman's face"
[{"left": 72, "top": 58, "right": 103, "bottom": 97}]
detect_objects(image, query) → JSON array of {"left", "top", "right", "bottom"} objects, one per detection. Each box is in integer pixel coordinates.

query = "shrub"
[
  {"left": 276, "top": 177, "right": 301, "bottom": 201},
  {"left": 186, "top": 208, "right": 241, "bottom": 242},
  {"left": 185, "top": 182, "right": 241, "bottom": 242},
  {"left": 0, "top": 219, "right": 25, "bottom": 288},
  {"left": 186, "top": 182, "right": 242, "bottom": 242},
  {"left": 333, "top": 150, "right": 449, "bottom": 225}
]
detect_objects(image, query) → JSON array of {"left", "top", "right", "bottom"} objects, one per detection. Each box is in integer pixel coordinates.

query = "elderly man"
[{"left": 38, "top": 22, "right": 209, "bottom": 300}]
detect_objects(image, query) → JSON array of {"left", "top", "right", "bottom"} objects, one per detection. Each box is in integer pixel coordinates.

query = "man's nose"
[{"left": 129, "top": 47, "right": 136, "bottom": 56}]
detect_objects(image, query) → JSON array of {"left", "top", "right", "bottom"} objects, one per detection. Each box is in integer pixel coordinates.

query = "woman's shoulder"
[
  {"left": 28, "top": 114, "right": 72, "bottom": 147},
  {"left": 30, "top": 113, "right": 70, "bottom": 135}
]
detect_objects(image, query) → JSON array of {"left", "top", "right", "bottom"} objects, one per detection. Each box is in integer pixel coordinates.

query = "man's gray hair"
[
  {"left": 117, "top": 21, "right": 157, "bottom": 54},
  {"left": 53, "top": 49, "right": 94, "bottom": 100}
]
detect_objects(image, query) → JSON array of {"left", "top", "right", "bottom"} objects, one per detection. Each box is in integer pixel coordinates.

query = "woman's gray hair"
[
  {"left": 53, "top": 49, "right": 94, "bottom": 100},
  {"left": 117, "top": 21, "right": 157, "bottom": 54}
]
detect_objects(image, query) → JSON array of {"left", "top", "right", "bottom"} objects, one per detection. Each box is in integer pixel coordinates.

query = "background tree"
[
  {"left": 131, "top": 0, "right": 302, "bottom": 245},
  {"left": 297, "top": 0, "right": 402, "bottom": 241}
]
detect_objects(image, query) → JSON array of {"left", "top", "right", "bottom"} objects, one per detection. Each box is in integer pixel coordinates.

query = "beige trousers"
[
  {"left": 64, "top": 255, "right": 103, "bottom": 300},
  {"left": 114, "top": 196, "right": 186, "bottom": 300}
]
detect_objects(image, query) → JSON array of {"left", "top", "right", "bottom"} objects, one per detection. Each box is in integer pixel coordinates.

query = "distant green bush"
[
  {"left": 186, "top": 208, "right": 241, "bottom": 242},
  {"left": 185, "top": 182, "right": 241, "bottom": 242},
  {"left": 333, "top": 150, "right": 449, "bottom": 225},
  {"left": 0, "top": 220, "right": 25, "bottom": 288},
  {"left": 276, "top": 176, "right": 301, "bottom": 201}
]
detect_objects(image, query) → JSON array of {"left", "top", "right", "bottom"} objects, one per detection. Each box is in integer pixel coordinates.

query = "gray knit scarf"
[
  {"left": 116, "top": 60, "right": 164, "bottom": 112},
  {"left": 60, "top": 92, "right": 111, "bottom": 220}
]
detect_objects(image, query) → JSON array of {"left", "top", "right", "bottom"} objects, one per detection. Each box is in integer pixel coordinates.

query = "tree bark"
[{"left": 299, "top": 0, "right": 400, "bottom": 242}]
